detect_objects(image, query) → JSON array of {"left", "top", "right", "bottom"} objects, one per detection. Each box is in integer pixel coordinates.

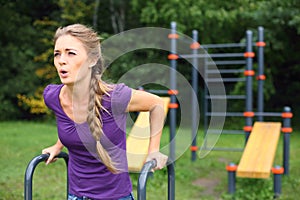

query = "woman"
[{"left": 42, "top": 24, "right": 168, "bottom": 200}]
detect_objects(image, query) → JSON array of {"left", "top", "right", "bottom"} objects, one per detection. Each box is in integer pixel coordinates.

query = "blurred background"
[{"left": 0, "top": 0, "right": 299, "bottom": 125}]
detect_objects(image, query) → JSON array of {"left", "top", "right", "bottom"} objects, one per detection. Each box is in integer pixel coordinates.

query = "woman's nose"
[{"left": 58, "top": 54, "right": 67, "bottom": 65}]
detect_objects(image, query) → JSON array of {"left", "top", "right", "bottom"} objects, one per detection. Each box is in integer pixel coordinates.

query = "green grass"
[{"left": 0, "top": 121, "right": 300, "bottom": 199}]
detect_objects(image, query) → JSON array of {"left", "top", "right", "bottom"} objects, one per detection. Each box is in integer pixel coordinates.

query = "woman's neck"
[{"left": 61, "top": 81, "right": 90, "bottom": 123}]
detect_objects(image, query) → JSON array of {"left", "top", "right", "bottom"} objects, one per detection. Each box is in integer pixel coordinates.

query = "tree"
[{"left": 0, "top": 1, "right": 42, "bottom": 119}]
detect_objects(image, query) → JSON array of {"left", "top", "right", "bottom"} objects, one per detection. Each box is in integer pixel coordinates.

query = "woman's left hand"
[{"left": 145, "top": 152, "right": 168, "bottom": 170}]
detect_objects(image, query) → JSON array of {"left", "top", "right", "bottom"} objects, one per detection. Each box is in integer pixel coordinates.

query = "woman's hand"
[
  {"left": 42, "top": 139, "right": 64, "bottom": 165},
  {"left": 145, "top": 152, "right": 168, "bottom": 171}
]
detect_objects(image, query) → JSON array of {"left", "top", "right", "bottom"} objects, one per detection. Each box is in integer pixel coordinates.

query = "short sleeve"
[
  {"left": 43, "top": 84, "right": 63, "bottom": 111},
  {"left": 111, "top": 83, "right": 132, "bottom": 115}
]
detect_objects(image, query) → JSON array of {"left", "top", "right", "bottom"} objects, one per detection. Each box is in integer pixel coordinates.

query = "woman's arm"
[
  {"left": 127, "top": 89, "right": 168, "bottom": 169},
  {"left": 42, "top": 138, "right": 64, "bottom": 165}
]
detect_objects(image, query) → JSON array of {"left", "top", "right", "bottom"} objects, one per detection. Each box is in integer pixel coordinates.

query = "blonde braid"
[{"left": 87, "top": 66, "right": 118, "bottom": 174}]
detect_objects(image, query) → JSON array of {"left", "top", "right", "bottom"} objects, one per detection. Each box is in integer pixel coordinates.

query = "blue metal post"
[
  {"left": 167, "top": 161, "right": 175, "bottom": 200},
  {"left": 257, "top": 26, "right": 265, "bottom": 121},
  {"left": 282, "top": 106, "right": 292, "bottom": 175},
  {"left": 137, "top": 160, "right": 157, "bottom": 200},
  {"left": 191, "top": 30, "right": 199, "bottom": 161},
  {"left": 226, "top": 163, "right": 237, "bottom": 194},
  {"left": 169, "top": 21, "right": 177, "bottom": 162},
  {"left": 244, "top": 30, "right": 254, "bottom": 143},
  {"left": 272, "top": 166, "right": 284, "bottom": 199},
  {"left": 24, "top": 152, "right": 69, "bottom": 200},
  {"left": 168, "top": 21, "right": 177, "bottom": 199}
]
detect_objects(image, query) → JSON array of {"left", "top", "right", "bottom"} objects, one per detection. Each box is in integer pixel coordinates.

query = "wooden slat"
[
  {"left": 126, "top": 97, "right": 170, "bottom": 172},
  {"left": 237, "top": 122, "right": 281, "bottom": 178}
]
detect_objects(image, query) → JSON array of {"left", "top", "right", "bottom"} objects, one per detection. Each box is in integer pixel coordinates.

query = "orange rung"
[
  {"left": 190, "top": 146, "right": 198, "bottom": 151},
  {"left": 168, "top": 54, "right": 179, "bottom": 60},
  {"left": 168, "top": 33, "right": 179, "bottom": 39},
  {"left": 244, "top": 70, "right": 255, "bottom": 76},
  {"left": 272, "top": 167, "right": 284, "bottom": 174},
  {"left": 168, "top": 89, "right": 178, "bottom": 95},
  {"left": 190, "top": 42, "right": 200, "bottom": 49},
  {"left": 281, "top": 112, "right": 293, "bottom": 118},
  {"left": 243, "top": 111, "right": 255, "bottom": 117},
  {"left": 168, "top": 103, "right": 179, "bottom": 109},
  {"left": 281, "top": 127, "right": 293, "bottom": 133},
  {"left": 256, "top": 41, "right": 266, "bottom": 47},
  {"left": 244, "top": 52, "right": 255, "bottom": 58},
  {"left": 226, "top": 164, "right": 237, "bottom": 172},
  {"left": 256, "top": 75, "right": 266, "bottom": 80},
  {"left": 243, "top": 126, "right": 253, "bottom": 132}
]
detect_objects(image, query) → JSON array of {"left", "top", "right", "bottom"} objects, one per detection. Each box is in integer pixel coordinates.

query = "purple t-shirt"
[{"left": 43, "top": 83, "right": 133, "bottom": 200}]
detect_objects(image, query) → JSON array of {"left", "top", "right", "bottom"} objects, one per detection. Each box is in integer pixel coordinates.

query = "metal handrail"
[
  {"left": 137, "top": 159, "right": 175, "bottom": 200},
  {"left": 24, "top": 152, "right": 69, "bottom": 200},
  {"left": 25, "top": 153, "right": 176, "bottom": 200}
]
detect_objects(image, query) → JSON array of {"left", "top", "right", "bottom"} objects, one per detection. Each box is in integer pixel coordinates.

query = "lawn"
[{"left": 0, "top": 121, "right": 299, "bottom": 200}]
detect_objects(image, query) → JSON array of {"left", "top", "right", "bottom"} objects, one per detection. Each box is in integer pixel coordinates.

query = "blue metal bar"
[
  {"left": 206, "top": 60, "right": 246, "bottom": 65},
  {"left": 244, "top": 30, "right": 253, "bottom": 143},
  {"left": 181, "top": 53, "right": 244, "bottom": 59},
  {"left": 24, "top": 152, "right": 69, "bottom": 200},
  {"left": 206, "top": 112, "right": 244, "bottom": 117},
  {"left": 206, "top": 95, "right": 246, "bottom": 100},
  {"left": 137, "top": 159, "right": 175, "bottom": 200},
  {"left": 168, "top": 22, "right": 177, "bottom": 198},
  {"left": 226, "top": 163, "right": 237, "bottom": 194},
  {"left": 169, "top": 21, "right": 177, "bottom": 163},
  {"left": 206, "top": 112, "right": 284, "bottom": 117},
  {"left": 257, "top": 26, "right": 265, "bottom": 121},
  {"left": 191, "top": 30, "right": 199, "bottom": 161},
  {"left": 282, "top": 106, "right": 292, "bottom": 175},
  {"left": 206, "top": 69, "right": 245, "bottom": 74},
  {"left": 206, "top": 78, "right": 245, "bottom": 82},
  {"left": 202, "top": 43, "right": 246, "bottom": 49},
  {"left": 167, "top": 161, "right": 175, "bottom": 200},
  {"left": 137, "top": 160, "right": 157, "bottom": 200},
  {"left": 272, "top": 165, "right": 283, "bottom": 198}
]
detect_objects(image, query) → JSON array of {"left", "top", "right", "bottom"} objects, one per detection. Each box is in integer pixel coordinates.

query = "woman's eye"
[
  {"left": 68, "top": 52, "right": 76, "bottom": 56},
  {"left": 54, "top": 52, "right": 60, "bottom": 57}
]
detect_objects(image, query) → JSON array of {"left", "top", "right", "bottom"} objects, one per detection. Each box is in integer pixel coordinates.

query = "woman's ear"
[{"left": 88, "top": 58, "right": 98, "bottom": 68}]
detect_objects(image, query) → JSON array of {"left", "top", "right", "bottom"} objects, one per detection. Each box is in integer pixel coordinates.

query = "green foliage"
[
  {"left": 1, "top": 0, "right": 300, "bottom": 120},
  {"left": 0, "top": 2, "right": 40, "bottom": 119},
  {"left": 222, "top": 179, "right": 274, "bottom": 200}
]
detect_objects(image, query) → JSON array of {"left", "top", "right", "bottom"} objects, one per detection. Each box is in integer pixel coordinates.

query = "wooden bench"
[
  {"left": 227, "top": 122, "right": 284, "bottom": 197},
  {"left": 237, "top": 122, "right": 282, "bottom": 178},
  {"left": 126, "top": 97, "right": 170, "bottom": 172}
]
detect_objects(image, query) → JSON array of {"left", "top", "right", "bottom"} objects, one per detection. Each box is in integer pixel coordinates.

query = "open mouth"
[{"left": 59, "top": 69, "right": 69, "bottom": 78}]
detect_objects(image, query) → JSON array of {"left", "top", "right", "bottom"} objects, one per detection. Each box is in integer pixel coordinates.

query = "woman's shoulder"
[
  {"left": 110, "top": 83, "right": 132, "bottom": 99},
  {"left": 43, "top": 84, "right": 63, "bottom": 97},
  {"left": 43, "top": 84, "right": 63, "bottom": 107}
]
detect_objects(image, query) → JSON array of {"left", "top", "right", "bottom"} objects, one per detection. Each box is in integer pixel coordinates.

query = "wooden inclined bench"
[
  {"left": 126, "top": 97, "right": 170, "bottom": 172},
  {"left": 237, "top": 122, "right": 281, "bottom": 178},
  {"left": 227, "top": 122, "right": 284, "bottom": 197}
]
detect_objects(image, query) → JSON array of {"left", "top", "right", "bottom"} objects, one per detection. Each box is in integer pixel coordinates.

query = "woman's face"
[{"left": 54, "top": 35, "right": 90, "bottom": 86}]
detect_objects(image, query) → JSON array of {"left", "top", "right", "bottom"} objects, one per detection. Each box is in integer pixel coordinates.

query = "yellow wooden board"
[
  {"left": 126, "top": 97, "right": 171, "bottom": 172},
  {"left": 237, "top": 122, "right": 281, "bottom": 178}
]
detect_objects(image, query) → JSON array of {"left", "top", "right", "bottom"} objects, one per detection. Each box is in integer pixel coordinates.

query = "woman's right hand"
[{"left": 42, "top": 139, "right": 64, "bottom": 165}]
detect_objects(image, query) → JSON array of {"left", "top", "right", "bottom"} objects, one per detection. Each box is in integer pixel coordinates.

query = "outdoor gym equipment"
[
  {"left": 169, "top": 21, "right": 293, "bottom": 198},
  {"left": 227, "top": 122, "right": 282, "bottom": 198},
  {"left": 24, "top": 152, "right": 175, "bottom": 200},
  {"left": 126, "top": 97, "right": 170, "bottom": 172},
  {"left": 169, "top": 22, "right": 292, "bottom": 163}
]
